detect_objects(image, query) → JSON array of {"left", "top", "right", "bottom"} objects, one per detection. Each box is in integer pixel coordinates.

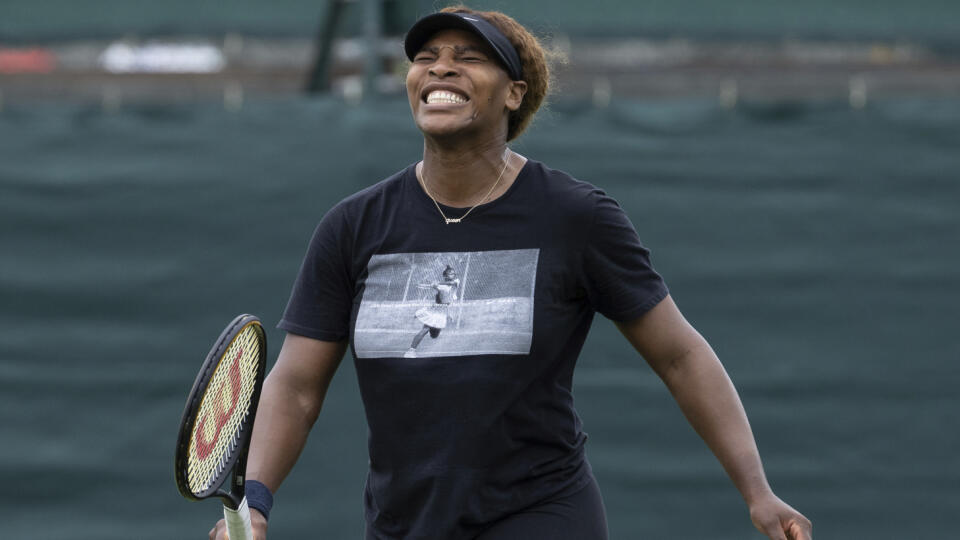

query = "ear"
[{"left": 505, "top": 80, "right": 528, "bottom": 112}]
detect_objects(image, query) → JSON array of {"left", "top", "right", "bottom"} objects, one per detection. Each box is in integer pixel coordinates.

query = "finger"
[
  {"left": 766, "top": 528, "right": 788, "bottom": 540},
  {"left": 787, "top": 518, "right": 813, "bottom": 540},
  {"left": 209, "top": 519, "right": 228, "bottom": 540},
  {"left": 759, "top": 518, "right": 788, "bottom": 540}
]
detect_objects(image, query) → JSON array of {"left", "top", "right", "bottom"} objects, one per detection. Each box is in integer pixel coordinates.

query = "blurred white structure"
[{"left": 99, "top": 42, "right": 225, "bottom": 73}]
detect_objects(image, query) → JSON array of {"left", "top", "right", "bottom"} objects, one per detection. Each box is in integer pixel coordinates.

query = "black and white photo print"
[{"left": 354, "top": 249, "right": 539, "bottom": 358}]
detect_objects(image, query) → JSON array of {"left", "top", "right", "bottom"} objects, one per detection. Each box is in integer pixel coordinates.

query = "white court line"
[
  {"left": 354, "top": 329, "right": 532, "bottom": 335},
  {"left": 357, "top": 349, "right": 529, "bottom": 357}
]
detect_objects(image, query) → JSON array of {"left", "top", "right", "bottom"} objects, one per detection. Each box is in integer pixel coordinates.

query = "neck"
[{"left": 419, "top": 136, "right": 516, "bottom": 207}]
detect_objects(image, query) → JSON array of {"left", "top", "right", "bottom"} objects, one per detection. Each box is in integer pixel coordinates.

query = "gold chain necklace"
[{"left": 418, "top": 150, "right": 510, "bottom": 225}]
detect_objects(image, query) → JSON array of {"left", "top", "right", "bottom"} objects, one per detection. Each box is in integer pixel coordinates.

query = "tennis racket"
[{"left": 175, "top": 314, "right": 267, "bottom": 540}]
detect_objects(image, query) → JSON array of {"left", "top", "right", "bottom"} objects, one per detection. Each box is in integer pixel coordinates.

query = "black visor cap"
[{"left": 404, "top": 12, "right": 523, "bottom": 81}]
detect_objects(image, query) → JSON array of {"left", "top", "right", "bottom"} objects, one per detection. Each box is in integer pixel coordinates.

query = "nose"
[
  {"left": 429, "top": 65, "right": 457, "bottom": 78},
  {"left": 428, "top": 47, "right": 458, "bottom": 78}
]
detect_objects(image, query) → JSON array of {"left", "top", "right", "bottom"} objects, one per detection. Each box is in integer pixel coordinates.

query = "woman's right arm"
[{"left": 209, "top": 333, "right": 347, "bottom": 540}]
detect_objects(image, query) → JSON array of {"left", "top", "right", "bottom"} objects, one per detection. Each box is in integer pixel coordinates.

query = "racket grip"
[{"left": 223, "top": 497, "right": 254, "bottom": 540}]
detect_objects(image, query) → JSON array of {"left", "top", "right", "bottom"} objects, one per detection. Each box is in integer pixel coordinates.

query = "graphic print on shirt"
[{"left": 354, "top": 249, "right": 539, "bottom": 358}]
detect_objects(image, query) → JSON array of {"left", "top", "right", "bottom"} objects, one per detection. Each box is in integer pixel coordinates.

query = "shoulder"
[
  {"left": 313, "top": 164, "right": 414, "bottom": 240},
  {"left": 306, "top": 165, "right": 413, "bottom": 249},
  {"left": 327, "top": 165, "right": 413, "bottom": 220},
  {"left": 522, "top": 159, "right": 614, "bottom": 220}
]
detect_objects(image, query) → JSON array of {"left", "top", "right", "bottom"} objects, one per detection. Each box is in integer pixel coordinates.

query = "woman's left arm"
[{"left": 615, "top": 294, "right": 812, "bottom": 540}]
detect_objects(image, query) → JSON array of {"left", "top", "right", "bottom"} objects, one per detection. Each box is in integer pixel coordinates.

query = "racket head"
[{"left": 175, "top": 314, "right": 267, "bottom": 504}]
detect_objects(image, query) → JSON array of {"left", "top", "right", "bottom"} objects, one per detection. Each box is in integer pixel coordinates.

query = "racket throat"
[
  {"left": 220, "top": 493, "right": 244, "bottom": 510},
  {"left": 218, "top": 488, "right": 244, "bottom": 510},
  {"left": 218, "top": 466, "right": 247, "bottom": 510}
]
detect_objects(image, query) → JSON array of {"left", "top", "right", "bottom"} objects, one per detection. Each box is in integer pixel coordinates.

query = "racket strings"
[{"left": 187, "top": 325, "right": 262, "bottom": 495}]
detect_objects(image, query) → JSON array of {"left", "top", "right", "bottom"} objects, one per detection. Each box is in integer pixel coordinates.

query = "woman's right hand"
[{"left": 207, "top": 509, "right": 268, "bottom": 540}]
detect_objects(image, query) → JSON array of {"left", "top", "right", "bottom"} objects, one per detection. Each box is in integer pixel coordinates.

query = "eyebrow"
[{"left": 418, "top": 45, "right": 488, "bottom": 56}]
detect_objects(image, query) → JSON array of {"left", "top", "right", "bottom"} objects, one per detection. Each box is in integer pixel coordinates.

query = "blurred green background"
[
  {"left": 3, "top": 0, "right": 960, "bottom": 43},
  {"left": 1, "top": 1, "right": 958, "bottom": 539}
]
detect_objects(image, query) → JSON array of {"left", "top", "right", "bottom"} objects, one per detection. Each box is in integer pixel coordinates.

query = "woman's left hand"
[{"left": 748, "top": 492, "right": 812, "bottom": 540}]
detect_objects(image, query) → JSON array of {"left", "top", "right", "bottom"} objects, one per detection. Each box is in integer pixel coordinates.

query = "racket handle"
[{"left": 223, "top": 497, "right": 254, "bottom": 540}]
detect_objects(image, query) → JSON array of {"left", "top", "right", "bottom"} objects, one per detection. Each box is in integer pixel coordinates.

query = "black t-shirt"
[{"left": 279, "top": 159, "right": 668, "bottom": 539}]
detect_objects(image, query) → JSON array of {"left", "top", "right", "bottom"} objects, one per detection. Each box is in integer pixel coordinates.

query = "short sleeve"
[
  {"left": 278, "top": 204, "right": 355, "bottom": 341},
  {"left": 580, "top": 192, "right": 668, "bottom": 321}
]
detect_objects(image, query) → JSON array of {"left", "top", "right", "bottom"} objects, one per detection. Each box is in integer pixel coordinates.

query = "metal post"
[
  {"left": 305, "top": 0, "right": 351, "bottom": 93},
  {"left": 363, "top": 0, "right": 385, "bottom": 97}
]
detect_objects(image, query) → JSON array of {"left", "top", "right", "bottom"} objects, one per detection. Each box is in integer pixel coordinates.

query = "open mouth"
[{"left": 423, "top": 90, "right": 470, "bottom": 105}]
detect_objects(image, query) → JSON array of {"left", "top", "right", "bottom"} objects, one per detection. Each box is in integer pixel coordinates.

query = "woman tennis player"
[
  {"left": 405, "top": 265, "right": 460, "bottom": 358},
  {"left": 210, "top": 5, "right": 812, "bottom": 540}
]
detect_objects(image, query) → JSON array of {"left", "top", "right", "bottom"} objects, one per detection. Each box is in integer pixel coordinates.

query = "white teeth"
[{"left": 426, "top": 90, "right": 468, "bottom": 105}]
